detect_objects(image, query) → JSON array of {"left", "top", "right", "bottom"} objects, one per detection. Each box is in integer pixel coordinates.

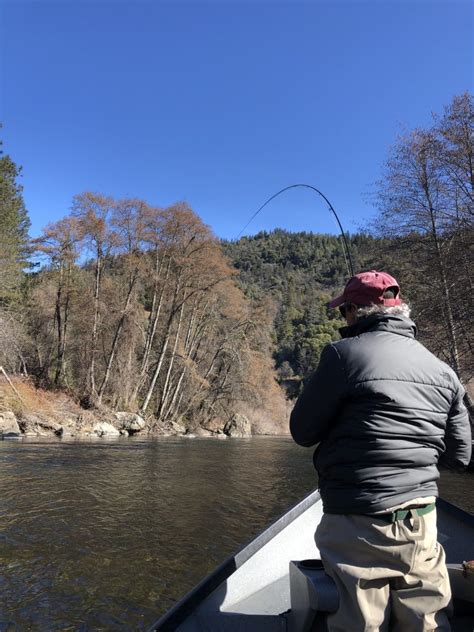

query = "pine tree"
[{"left": 0, "top": 129, "right": 30, "bottom": 308}]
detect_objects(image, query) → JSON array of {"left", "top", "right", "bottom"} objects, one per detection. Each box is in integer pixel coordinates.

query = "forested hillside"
[
  {"left": 224, "top": 218, "right": 472, "bottom": 406},
  {"left": 223, "top": 231, "right": 380, "bottom": 395}
]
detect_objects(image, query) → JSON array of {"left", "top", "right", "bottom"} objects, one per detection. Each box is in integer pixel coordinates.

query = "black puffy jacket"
[{"left": 290, "top": 313, "right": 472, "bottom": 514}]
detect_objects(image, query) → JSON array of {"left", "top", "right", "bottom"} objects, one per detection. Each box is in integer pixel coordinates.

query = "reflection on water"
[
  {"left": 0, "top": 437, "right": 472, "bottom": 630},
  {"left": 0, "top": 437, "right": 315, "bottom": 630}
]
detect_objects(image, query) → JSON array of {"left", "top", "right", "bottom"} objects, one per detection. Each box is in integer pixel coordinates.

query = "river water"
[{"left": 1, "top": 437, "right": 473, "bottom": 631}]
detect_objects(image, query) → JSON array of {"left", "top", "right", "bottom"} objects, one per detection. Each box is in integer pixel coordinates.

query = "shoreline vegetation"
[
  {"left": 0, "top": 94, "right": 472, "bottom": 440},
  {"left": 0, "top": 372, "right": 276, "bottom": 439}
]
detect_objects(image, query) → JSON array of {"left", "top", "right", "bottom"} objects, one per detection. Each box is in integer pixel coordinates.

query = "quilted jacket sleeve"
[
  {"left": 290, "top": 344, "right": 348, "bottom": 447},
  {"left": 439, "top": 382, "right": 472, "bottom": 470}
]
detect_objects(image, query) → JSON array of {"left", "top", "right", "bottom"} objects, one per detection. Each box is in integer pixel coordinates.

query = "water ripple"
[{"left": 0, "top": 437, "right": 472, "bottom": 630}]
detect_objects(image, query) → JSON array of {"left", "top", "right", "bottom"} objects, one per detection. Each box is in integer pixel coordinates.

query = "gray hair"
[{"left": 356, "top": 303, "right": 411, "bottom": 319}]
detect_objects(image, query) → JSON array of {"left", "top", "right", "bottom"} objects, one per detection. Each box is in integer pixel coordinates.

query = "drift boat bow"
[{"left": 148, "top": 490, "right": 474, "bottom": 632}]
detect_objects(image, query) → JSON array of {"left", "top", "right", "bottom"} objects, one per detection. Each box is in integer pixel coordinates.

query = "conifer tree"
[{"left": 0, "top": 129, "right": 30, "bottom": 308}]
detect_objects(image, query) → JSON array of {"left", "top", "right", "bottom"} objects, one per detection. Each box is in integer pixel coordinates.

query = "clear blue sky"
[{"left": 1, "top": 1, "right": 473, "bottom": 239}]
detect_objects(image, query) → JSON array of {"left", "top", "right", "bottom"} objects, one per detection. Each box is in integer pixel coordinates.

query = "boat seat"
[
  {"left": 287, "top": 561, "right": 474, "bottom": 632},
  {"left": 288, "top": 560, "right": 338, "bottom": 632}
]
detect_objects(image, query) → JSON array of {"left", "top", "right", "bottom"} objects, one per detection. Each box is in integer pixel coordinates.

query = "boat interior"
[{"left": 152, "top": 492, "right": 474, "bottom": 632}]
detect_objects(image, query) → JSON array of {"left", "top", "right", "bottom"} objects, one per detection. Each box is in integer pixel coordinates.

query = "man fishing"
[{"left": 290, "top": 270, "right": 472, "bottom": 632}]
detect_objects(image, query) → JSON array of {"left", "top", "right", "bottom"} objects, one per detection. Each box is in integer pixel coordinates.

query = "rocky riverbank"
[
  {"left": 0, "top": 409, "right": 144, "bottom": 439},
  {"left": 0, "top": 376, "right": 260, "bottom": 440},
  {"left": 0, "top": 410, "right": 259, "bottom": 441},
  {"left": 0, "top": 408, "right": 256, "bottom": 440},
  {"left": 0, "top": 372, "right": 292, "bottom": 440}
]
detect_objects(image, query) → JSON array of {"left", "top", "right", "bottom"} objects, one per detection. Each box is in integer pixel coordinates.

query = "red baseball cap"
[{"left": 329, "top": 270, "right": 402, "bottom": 308}]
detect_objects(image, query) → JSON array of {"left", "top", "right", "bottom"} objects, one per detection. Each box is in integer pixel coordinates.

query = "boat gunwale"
[
  {"left": 149, "top": 492, "right": 474, "bottom": 631},
  {"left": 149, "top": 488, "right": 321, "bottom": 631},
  {"left": 437, "top": 497, "right": 474, "bottom": 527}
]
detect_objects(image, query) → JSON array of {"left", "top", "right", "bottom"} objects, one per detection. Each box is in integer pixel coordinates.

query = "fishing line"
[{"left": 237, "top": 184, "right": 354, "bottom": 277}]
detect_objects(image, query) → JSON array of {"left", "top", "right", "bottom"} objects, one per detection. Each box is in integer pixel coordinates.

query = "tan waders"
[{"left": 315, "top": 501, "right": 452, "bottom": 632}]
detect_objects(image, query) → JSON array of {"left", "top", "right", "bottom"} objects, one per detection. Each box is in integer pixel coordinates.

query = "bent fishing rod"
[{"left": 237, "top": 184, "right": 355, "bottom": 278}]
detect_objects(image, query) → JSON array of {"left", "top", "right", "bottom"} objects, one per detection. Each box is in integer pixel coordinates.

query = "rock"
[
  {"left": 0, "top": 411, "right": 19, "bottom": 428},
  {"left": 223, "top": 413, "right": 252, "bottom": 438},
  {"left": 114, "top": 412, "right": 146, "bottom": 434},
  {"left": 119, "top": 429, "right": 129, "bottom": 437},
  {"left": 93, "top": 422, "right": 120, "bottom": 437},
  {"left": 57, "top": 426, "right": 75, "bottom": 437},
  {"left": 2, "top": 432, "right": 22, "bottom": 439},
  {"left": 0, "top": 411, "right": 21, "bottom": 437},
  {"left": 18, "top": 413, "right": 62, "bottom": 436}
]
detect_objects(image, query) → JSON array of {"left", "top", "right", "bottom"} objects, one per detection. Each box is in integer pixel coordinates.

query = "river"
[{"left": 1, "top": 437, "right": 473, "bottom": 631}]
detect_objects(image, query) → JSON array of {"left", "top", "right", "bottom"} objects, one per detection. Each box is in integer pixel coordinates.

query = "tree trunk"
[
  {"left": 97, "top": 268, "right": 139, "bottom": 404},
  {"left": 54, "top": 263, "right": 64, "bottom": 385},
  {"left": 132, "top": 256, "right": 171, "bottom": 402},
  {"left": 156, "top": 298, "right": 185, "bottom": 420},
  {"left": 139, "top": 331, "right": 171, "bottom": 415},
  {"left": 422, "top": 162, "right": 462, "bottom": 376},
  {"left": 87, "top": 248, "right": 103, "bottom": 398},
  {"left": 139, "top": 276, "right": 182, "bottom": 415},
  {"left": 162, "top": 300, "right": 210, "bottom": 423},
  {"left": 165, "top": 363, "right": 188, "bottom": 423},
  {"left": 61, "top": 266, "right": 72, "bottom": 386},
  {"left": 54, "top": 262, "right": 72, "bottom": 386}
]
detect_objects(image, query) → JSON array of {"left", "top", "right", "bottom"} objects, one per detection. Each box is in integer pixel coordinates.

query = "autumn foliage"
[{"left": 25, "top": 196, "right": 287, "bottom": 432}]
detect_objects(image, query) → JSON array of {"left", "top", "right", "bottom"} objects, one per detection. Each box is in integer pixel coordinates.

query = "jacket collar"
[{"left": 339, "top": 313, "right": 417, "bottom": 339}]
